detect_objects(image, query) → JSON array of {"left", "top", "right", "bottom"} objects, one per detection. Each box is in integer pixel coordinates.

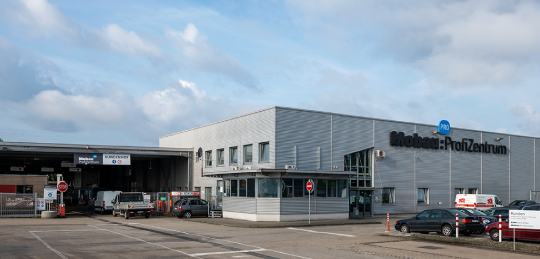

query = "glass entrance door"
[{"left": 349, "top": 190, "right": 372, "bottom": 218}]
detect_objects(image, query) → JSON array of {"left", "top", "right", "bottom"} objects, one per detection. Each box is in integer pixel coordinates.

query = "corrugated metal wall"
[
  {"left": 510, "top": 136, "right": 534, "bottom": 202},
  {"left": 482, "top": 132, "right": 510, "bottom": 204}
]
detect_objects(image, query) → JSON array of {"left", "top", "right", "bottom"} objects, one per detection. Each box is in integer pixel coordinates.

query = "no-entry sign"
[
  {"left": 306, "top": 179, "right": 314, "bottom": 193},
  {"left": 58, "top": 181, "right": 68, "bottom": 192}
]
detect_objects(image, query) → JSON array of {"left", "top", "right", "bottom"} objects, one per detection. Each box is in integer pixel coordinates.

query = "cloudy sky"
[{"left": 1, "top": 0, "right": 540, "bottom": 146}]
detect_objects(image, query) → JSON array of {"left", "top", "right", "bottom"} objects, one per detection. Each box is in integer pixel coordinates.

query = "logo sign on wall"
[
  {"left": 74, "top": 153, "right": 103, "bottom": 165},
  {"left": 438, "top": 120, "right": 451, "bottom": 134},
  {"left": 103, "top": 154, "right": 131, "bottom": 165}
]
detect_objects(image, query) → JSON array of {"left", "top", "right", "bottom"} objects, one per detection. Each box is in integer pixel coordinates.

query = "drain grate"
[{"left": 418, "top": 246, "right": 444, "bottom": 250}]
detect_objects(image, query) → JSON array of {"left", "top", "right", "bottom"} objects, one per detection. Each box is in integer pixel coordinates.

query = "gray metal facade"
[{"left": 160, "top": 106, "right": 539, "bottom": 215}]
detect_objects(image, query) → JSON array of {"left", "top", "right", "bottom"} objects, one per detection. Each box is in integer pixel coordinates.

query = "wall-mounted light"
[
  {"left": 495, "top": 137, "right": 503, "bottom": 141},
  {"left": 432, "top": 131, "right": 438, "bottom": 135}
]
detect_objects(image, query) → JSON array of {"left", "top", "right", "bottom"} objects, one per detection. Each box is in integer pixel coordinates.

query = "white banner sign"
[
  {"left": 36, "top": 198, "right": 46, "bottom": 210},
  {"left": 44, "top": 187, "right": 57, "bottom": 200},
  {"left": 103, "top": 154, "right": 131, "bottom": 165},
  {"left": 509, "top": 210, "right": 540, "bottom": 230}
]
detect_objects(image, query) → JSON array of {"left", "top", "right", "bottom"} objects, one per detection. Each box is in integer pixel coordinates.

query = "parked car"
[
  {"left": 455, "top": 194, "right": 503, "bottom": 211},
  {"left": 507, "top": 200, "right": 536, "bottom": 209},
  {"left": 94, "top": 191, "right": 121, "bottom": 214},
  {"left": 172, "top": 198, "right": 209, "bottom": 218},
  {"left": 395, "top": 209, "right": 484, "bottom": 236},
  {"left": 485, "top": 219, "right": 540, "bottom": 241},
  {"left": 455, "top": 208, "right": 497, "bottom": 233},
  {"left": 521, "top": 205, "right": 540, "bottom": 210},
  {"left": 483, "top": 207, "right": 511, "bottom": 221}
]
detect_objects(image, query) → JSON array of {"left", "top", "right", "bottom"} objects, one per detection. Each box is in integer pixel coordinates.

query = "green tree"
[{"left": 0, "top": 137, "right": 3, "bottom": 142}]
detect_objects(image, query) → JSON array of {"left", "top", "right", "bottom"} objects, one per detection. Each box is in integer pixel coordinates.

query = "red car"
[{"left": 485, "top": 220, "right": 540, "bottom": 241}]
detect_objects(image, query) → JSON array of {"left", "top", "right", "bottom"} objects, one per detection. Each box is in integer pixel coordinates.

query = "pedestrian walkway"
[{"left": 187, "top": 217, "right": 382, "bottom": 228}]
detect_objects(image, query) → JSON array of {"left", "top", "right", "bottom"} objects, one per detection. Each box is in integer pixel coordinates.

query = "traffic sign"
[
  {"left": 44, "top": 186, "right": 57, "bottom": 200},
  {"left": 306, "top": 179, "right": 314, "bottom": 193},
  {"left": 58, "top": 181, "right": 68, "bottom": 192}
]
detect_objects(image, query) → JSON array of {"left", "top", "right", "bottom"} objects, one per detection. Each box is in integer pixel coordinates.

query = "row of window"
[
  {"left": 205, "top": 142, "right": 269, "bottom": 167},
  {"left": 225, "top": 178, "right": 348, "bottom": 198},
  {"left": 381, "top": 187, "right": 479, "bottom": 205}
]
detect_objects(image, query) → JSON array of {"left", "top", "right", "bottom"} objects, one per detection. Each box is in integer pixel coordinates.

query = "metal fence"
[
  {"left": 531, "top": 191, "right": 540, "bottom": 203},
  {"left": 0, "top": 193, "right": 46, "bottom": 218},
  {"left": 145, "top": 192, "right": 170, "bottom": 213}
]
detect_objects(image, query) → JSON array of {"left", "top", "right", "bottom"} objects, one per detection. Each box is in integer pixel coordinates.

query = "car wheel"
[
  {"left": 184, "top": 211, "right": 192, "bottom": 219},
  {"left": 442, "top": 224, "right": 453, "bottom": 237},
  {"left": 145, "top": 213, "right": 150, "bottom": 218},
  {"left": 490, "top": 229, "right": 499, "bottom": 241},
  {"left": 400, "top": 224, "right": 410, "bottom": 233},
  {"left": 113, "top": 211, "right": 117, "bottom": 217},
  {"left": 124, "top": 211, "right": 129, "bottom": 219},
  {"left": 101, "top": 208, "right": 104, "bottom": 215}
]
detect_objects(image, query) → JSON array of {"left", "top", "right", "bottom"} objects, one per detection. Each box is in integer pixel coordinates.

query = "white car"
[{"left": 95, "top": 191, "right": 121, "bottom": 214}]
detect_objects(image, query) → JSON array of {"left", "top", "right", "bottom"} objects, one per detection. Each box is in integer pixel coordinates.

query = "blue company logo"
[
  {"left": 93, "top": 155, "right": 97, "bottom": 158},
  {"left": 112, "top": 160, "right": 117, "bottom": 164},
  {"left": 438, "top": 120, "right": 451, "bottom": 134}
]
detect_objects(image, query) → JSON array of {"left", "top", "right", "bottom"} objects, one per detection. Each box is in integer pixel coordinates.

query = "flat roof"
[
  {"left": 0, "top": 142, "right": 192, "bottom": 157},
  {"left": 161, "top": 106, "right": 538, "bottom": 140}
]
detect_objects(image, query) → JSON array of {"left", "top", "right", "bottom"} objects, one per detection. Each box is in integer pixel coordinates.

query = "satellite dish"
[{"left": 197, "top": 147, "right": 203, "bottom": 158}]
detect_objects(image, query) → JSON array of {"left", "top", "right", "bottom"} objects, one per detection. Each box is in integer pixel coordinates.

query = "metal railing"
[
  {"left": 0, "top": 193, "right": 46, "bottom": 218},
  {"left": 144, "top": 192, "right": 170, "bottom": 213}
]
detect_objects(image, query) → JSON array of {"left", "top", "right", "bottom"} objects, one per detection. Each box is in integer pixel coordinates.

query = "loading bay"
[{"left": 1, "top": 214, "right": 539, "bottom": 259}]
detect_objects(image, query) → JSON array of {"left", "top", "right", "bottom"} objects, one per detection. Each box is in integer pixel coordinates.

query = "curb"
[{"left": 189, "top": 220, "right": 382, "bottom": 228}]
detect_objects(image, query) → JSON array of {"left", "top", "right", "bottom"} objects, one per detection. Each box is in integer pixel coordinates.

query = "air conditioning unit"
[
  {"left": 376, "top": 150, "right": 386, "bottom": 158},
  {"left": 231, "top": 166, "right": 239, "bottom": 171},
  {"left": 285, "top": 165, "right": 297, "bottom": 170}
]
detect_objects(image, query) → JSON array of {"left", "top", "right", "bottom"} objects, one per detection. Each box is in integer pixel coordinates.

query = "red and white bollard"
[
  {"left": 499, "top": 215, "right": 502, "bottom": 242},
  {"left": 386, "top": 213, "right": 390, "bottom": 232},
  {"left": 456, "top": 214, "right": 459, "bottom": 238}
]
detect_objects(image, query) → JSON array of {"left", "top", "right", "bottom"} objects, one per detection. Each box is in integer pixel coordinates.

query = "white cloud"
[
  {"left": 104, "top": 24, "right": 160, "bottom": 57},
  {"left": 165, "top": 24, "right": 257, "bottom": 88},
  {"left": 509, "top": 103, "right": 540, "bottom": 137}
]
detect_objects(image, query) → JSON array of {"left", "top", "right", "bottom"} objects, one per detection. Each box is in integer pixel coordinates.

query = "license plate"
[
  {"left": 472, "top": 220, "right": 479, "bottom": 222},
  {"left": 138, "top": 211, "right": 144, "bottom": 214}
]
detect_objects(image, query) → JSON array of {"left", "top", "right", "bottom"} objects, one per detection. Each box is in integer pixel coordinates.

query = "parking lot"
[{"left": 1, "top": 212, "right": 540, "bottom": 259}]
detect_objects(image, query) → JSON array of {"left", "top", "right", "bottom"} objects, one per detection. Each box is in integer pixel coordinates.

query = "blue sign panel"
[{"left": 438, "top": 120, "right": 450, "bottom": 134}]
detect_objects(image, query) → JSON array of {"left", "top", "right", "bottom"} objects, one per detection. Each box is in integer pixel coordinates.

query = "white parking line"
[
  {"left": 189, "top": 248, "right": 267, "bottom": 257},
  {"left": 287, "top": 227, "right": 356, "bottom": 237},
  {"left": 29, "top": 232, "right": 68, "bottom": 259},
  {"left": 135, "top": 223, "right": 311, "bottom": 259},
  {"left": 88, "top": 225, "right": 200, "bottom": 258},
  {"left": 30, "top": 229, "right": 106, "bottom": 233}
]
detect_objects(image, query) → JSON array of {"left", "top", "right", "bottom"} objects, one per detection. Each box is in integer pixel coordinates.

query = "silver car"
[{"left": 172, "top": 198, "right": 209, "bottom": 218}]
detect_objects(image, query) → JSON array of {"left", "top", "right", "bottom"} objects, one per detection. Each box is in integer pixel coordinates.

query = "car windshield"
[
  {"left": 446, "top": 209, "right": 470, "bottom": 217},
  {"left": 509, "top": 200, "right": 526, "bottom": 206},
  {"left": 119, "top": 194, "right": 143, "bottom": 202},
  {"left": 460, "top": 209, "right": 487, "bottom": 216}
]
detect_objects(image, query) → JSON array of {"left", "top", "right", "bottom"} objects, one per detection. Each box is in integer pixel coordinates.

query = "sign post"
[
  {"left": 456, "top": 214, "right": 459, "bottom": 238},
  {"left": 509, "top": 210, "right": 540, "bottom": 251},
  {"left": 306, "top": 179, "right": 314, "bottom": 224},
  {"left": 58, "top": 177, "right": 67, "bottom": 217}
]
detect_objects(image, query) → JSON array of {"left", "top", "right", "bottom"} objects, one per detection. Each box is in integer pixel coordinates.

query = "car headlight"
[{"left": 484, "top": 219, "right": 490, "bottom": 223}]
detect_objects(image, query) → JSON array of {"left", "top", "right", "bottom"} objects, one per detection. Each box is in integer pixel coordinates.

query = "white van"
[
  {"left": 95, "top": 191, "right": 121, "bottom": 214},
  {"left": 455, "top": 194, "right": 503, "bottom": 211}
]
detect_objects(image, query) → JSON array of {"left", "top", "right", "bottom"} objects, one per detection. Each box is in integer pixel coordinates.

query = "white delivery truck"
[
  {"left": 455, "top": 194, "right": 503, "bottom": 211},
  {"left": 95, "top": 191, "right": 122, "bottom": 214}
]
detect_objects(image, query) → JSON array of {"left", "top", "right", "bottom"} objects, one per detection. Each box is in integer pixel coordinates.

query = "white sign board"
[
  {"left": 36, "top": 198, "right": 46, "bottom": 210},
  {"left": 44, "top": 187, "right": 57, "bottom": 200},
  {"left": 144, "top": 195, "right": 150, "bottom": 203},
  {"left": 509, "top": 210, "right": 540, "bottom": 230},
  {"left": 61, "top": 162, "right": 76, "bottom": 167},
  {"left": 103, "top": 154, "right": 131, "bottom": 165}
]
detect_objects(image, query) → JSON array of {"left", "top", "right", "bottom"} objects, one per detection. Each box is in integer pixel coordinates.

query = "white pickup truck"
[{"left": 112, "top": 192, "right": 154, "bottom": 219}]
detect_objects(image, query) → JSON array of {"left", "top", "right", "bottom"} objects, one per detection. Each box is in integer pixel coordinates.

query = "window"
[
  {"left": 338, "top": 180, "right": 347, "bottom": 198},
  {"left": 282, "top": 178, "right": 293, "bottom": 198},
  {"left": 230, "top": 180, "right": 238, "bottom": 197},
  {"left": 416, "top": 210, "right": 431, "bottom": 218},
  {"left": 293, "top": 179, "right": 304, "bottom": 197},
  {"left": 205, "top": 187, "right": 212, "bottom": 202},
  {"left": 258, "top": 178, "right": 278, "bottom": 197},
  {"left": 229, "top": 147, "right": 238, "bottom": 165},
  {"left": 247, "top": 179, "right": 255, "bottom": 197},
  {"left": 455, "top": 188, "right": 464, "bottom": 195},
  {"left": 327, "top": 180, "right": 337, "bottom": 197},
  {"left": 345, "top": 148, "right": 372, "bottom": 188},
  {"left": 382, "top": 188, "right": 395, "bottom": 204},
  {"left": 243, "top": 145, "right": 253, "bottom": 164},
  {"left": 194, "top": 187, "right": 201, "bottom": 192},
  {"left": 417, "top": 188, "right": 429, "bottom": 204},
  {"left": 239, "top": 179, "right": 247, "bottom": 197},
  {"left": 316, "top": 179, "right": 327, "bottom": 198},
  {"left": 468, "top": 188, "right": 478, "bottom": 194},
  {"left": 259, "top": 142, "right": 269, "bottom": 162},
  {"left": 199, "top": 200, "right": 208, "bottom": 205},
  {"left": 205, "top": 150, "right": 212, "bottom": 167},
  {"left": 430, "top": 210, "right": 443, "bottom": 218},
  {"left": 225, "top": 180, "right": 230, "bottom": 197},
  {"left": 16, "top": 185, "right": 33, "bottom": 194},
  {"left": 217, "top": 149, "right": 224, "bottom": 166},
  {"left": 189, "top": 200, "right": 198, "bottom": 205}
]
